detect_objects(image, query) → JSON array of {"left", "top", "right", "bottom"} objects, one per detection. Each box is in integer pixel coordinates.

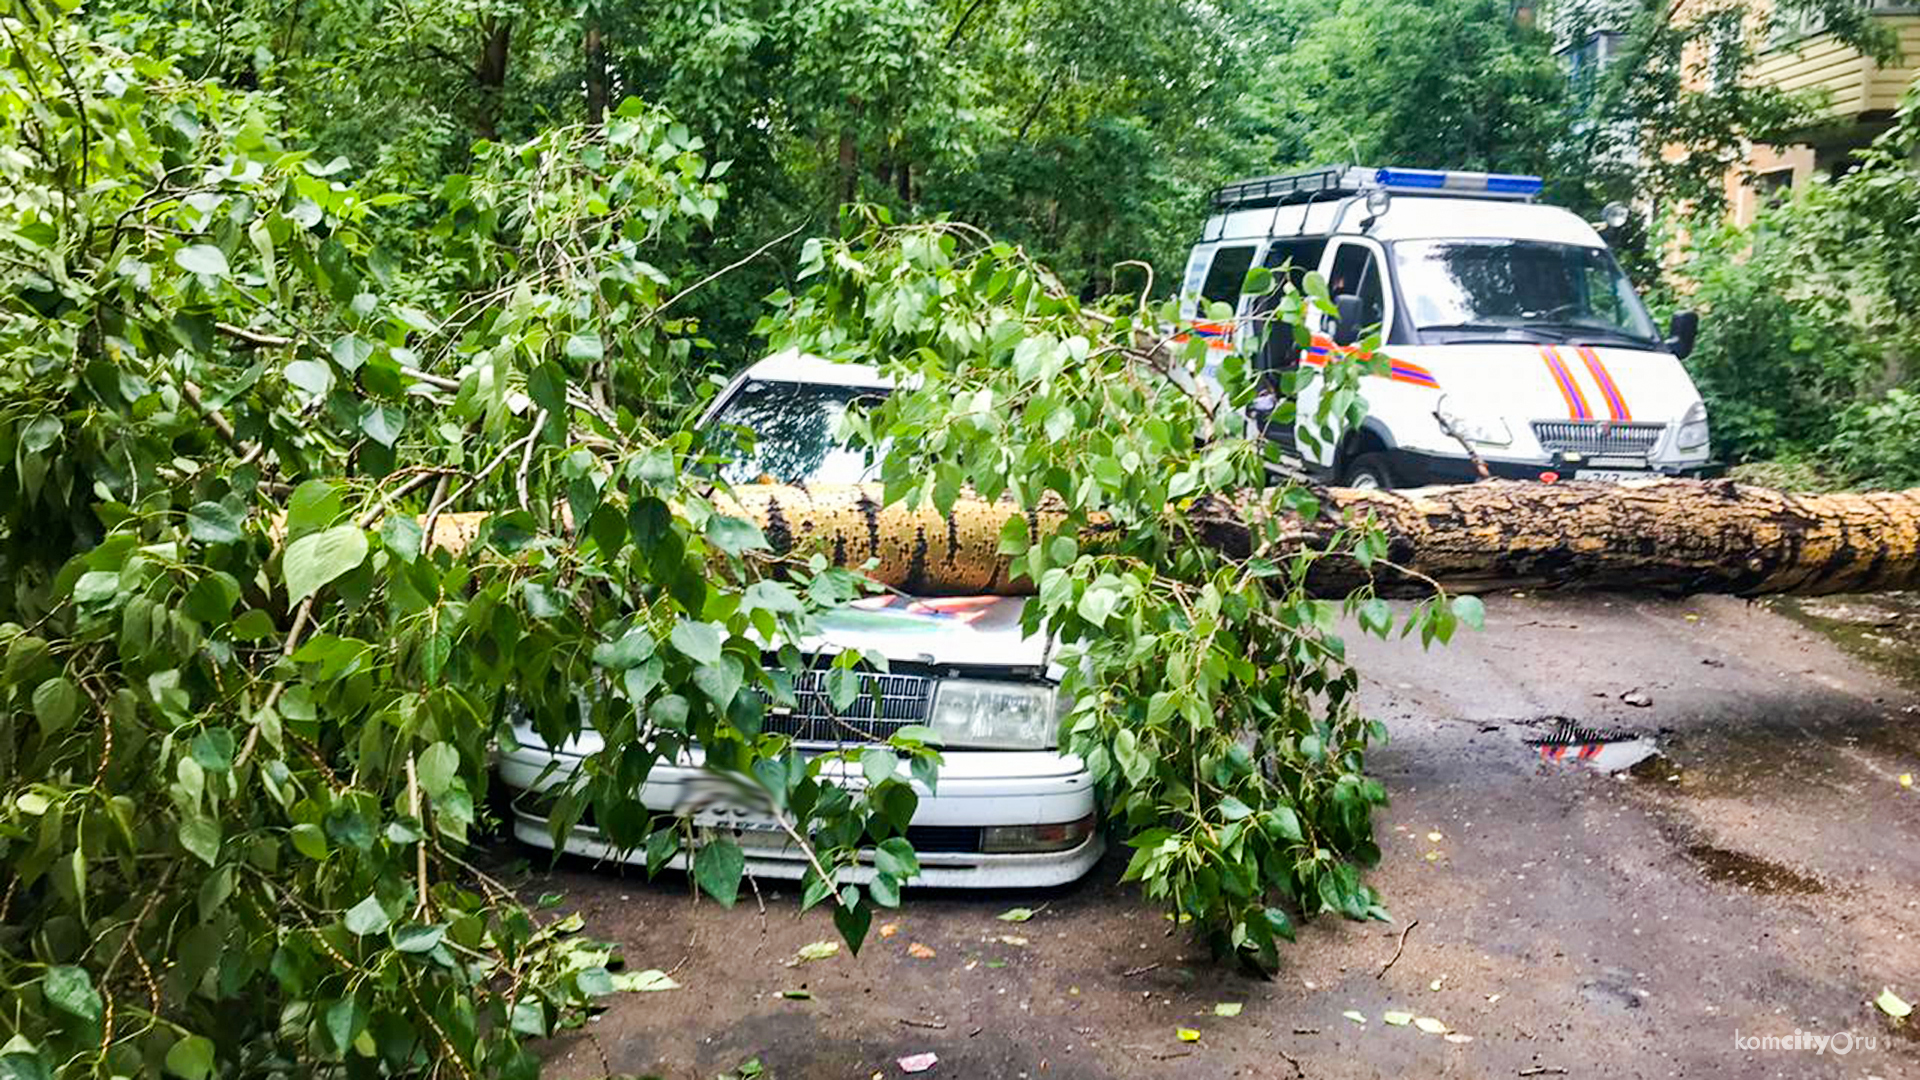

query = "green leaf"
[
  {"left": 187, "top": 501, "right": 244, "bottom": 544},
  {"left": 416, "top": 742, "right": 458, "bottom": 798},
  {"left": 565, "top": 332, "right": 604, "bottom": 362},
  {"left": 795, "top": 940, "right": 839, "bottom": 962},
  {"left": 874, "top": 836, "right": 918, "bottom": 880},
  {"left": 693, "top": 656, "right": 743, "bottom": 708},
  {"left": 1877, "top": 987, "right": 1913, "bottom": 1018},
  {"left": 190, "top": 728, "right": 236, "bottom": 773},
  {"left": 284, "top": 358, "right": 332, "bottom": 399},
  {"left": 706, "top": 515, "right": 769, "bottom": 555},
  {"left": 997, "top": 907, "right": 1035, "bottom": 922},
  {"left": 610, "top": 969, "right": 681, "bottom": 991},
  {"left": 1217, "top": 795, "right": 1253, "bottom": 821},
  {"left": 391, "top": 924, "right": 445, "bottom": 953},
  {"left": 164, "top": 1034, "right": 214, "bottom": 1080},
  {"left": 668, "top": 620, "right": 724, "bottom": 664},
  {"left": 173, "top": 245, "right": 229, "bottom": 277},
  {"left": 43, "top": 966, "right": 102, "bottom": 1025},
  {"left": 1450, "top": 594, "right": 1485, "bottom": 631},
  {"left": 289, "top": 823, "right": 329, "bottom": 860},
  {"left": 832, "top": 890, "right": 872, "bottom": 954},
  {"left": 343, "top": 893, "right": 391, "bottom": 936},
  {"left": 283, "top": 525, "right": 369, "bottom": 604},
  {"left": 30, "top": 678, "right": 77, "bottom": 736},
  {"left": 692, "top": 840, "right": 744, "bottom": 907},
  {"left": 592, "top": 627, "right": 656, "bottom": 670},
  {"left": 1214, "top": 1002, "right": 1243, "bottom": 1018},
  {"left": 359, "top": 404, "right": 405, "bottom": 447},
  {"left": 178, "top": 816, "right": 220, "bottom": 866}
]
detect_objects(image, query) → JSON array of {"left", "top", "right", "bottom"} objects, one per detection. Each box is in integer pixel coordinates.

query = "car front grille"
[
  {"left": 1531, "top": 420, "right": 1666, "bottom": 457},
  {"left": 754, "top": 669, "right": 936, "bottom": 743}
]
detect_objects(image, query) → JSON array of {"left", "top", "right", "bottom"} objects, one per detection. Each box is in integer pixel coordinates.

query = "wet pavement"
[{"left": 523, "top": 593, "right": 1920, "bottom": 1080}]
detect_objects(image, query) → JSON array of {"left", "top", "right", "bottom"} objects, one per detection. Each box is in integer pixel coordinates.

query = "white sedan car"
[{"left": 496, "top": 352, "right": 1104, "bottom": 888}]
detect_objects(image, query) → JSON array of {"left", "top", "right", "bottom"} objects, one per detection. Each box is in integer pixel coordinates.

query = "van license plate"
[{"left": 1573, "top": 469, "right": 1646, "bottom": 482}]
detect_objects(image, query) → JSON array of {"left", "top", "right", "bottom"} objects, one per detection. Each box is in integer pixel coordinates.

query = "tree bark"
[
  {"left": 476, "top": 19, "right": 511, "bottom": 141},
  {"left": 714, "top": 480, "right": 1920, "bottom": 599},
  {"left": 584, "top": 20, "right": 608, "bottom": 126}
]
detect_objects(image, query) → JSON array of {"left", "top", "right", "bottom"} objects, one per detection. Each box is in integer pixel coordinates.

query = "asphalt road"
[{"left": 523, "top": 592, "right": 1920, "bottom": 1080}]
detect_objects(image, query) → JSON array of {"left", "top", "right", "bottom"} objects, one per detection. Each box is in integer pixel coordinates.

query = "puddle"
[
  {"left": 1683, "top": 842, "right": 1826, "bottom": 895},
  {"left": 1525, "top": 717, "right": 1662, "bottom": 774}
]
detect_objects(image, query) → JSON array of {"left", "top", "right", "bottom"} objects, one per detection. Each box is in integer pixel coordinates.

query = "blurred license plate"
[{"left": 1573, "top": 469, "right": 1645, "bottom": 482}]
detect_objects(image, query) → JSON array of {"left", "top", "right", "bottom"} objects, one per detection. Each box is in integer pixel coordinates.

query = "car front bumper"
[
  {"left": 1377, "top": 446, "right": 1722, "bottom": 486},
  {"left": 497, "top": 725, "right": 1105, "bottom": 889}
]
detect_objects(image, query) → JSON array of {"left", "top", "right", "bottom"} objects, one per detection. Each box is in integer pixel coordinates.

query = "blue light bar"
[{"left": 1373, "top": 168, "right": 1543, "bottom": 197}]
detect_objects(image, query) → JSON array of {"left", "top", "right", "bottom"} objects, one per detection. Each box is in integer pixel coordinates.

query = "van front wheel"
[{"left": 1339, "top": 453, "right": 1394, "bottom": 491}]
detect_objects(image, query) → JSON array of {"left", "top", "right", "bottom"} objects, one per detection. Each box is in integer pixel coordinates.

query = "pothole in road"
[{"left": 1683, "top": 842, "right": 1826, "bottom": 895}]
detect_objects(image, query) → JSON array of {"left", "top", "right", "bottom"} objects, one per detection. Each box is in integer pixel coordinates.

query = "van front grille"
[
  {"left": 754, "top": 670, "right": 935, "bottom": 743},
  {"left": 1531, "top": 420, "right": 1665, "bottom": 457}
]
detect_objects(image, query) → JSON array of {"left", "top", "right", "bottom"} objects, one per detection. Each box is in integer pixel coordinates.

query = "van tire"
[{"left": 1340, "top": 453, "right": 1394, "bottom": 491}]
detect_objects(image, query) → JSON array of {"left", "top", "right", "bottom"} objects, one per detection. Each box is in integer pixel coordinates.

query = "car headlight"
[
  {"left": 925, "top": 679, "right": 1059, "bottom": 750},
  {"left": 1435, "top": 395, "right": 1513, "bottom": 447},
  {"left": 1677, "top": 400, "right": 1710, "bottom": 451}
]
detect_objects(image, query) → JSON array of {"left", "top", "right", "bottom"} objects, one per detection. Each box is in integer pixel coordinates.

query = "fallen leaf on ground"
[
  {"left": 1214, "top": 1003, "right": 1242, "bottom": 1017},
  {"left": 897, "top": 1051, "right": 939, "bottom": 1073},
  {"left": 1876, "top": 988, "right": 1912, "bottom": 1019},
  {"left": 997, "top": 907, "right": 1035, "bottom": 922},
  {"left": 1342, "top": 1010, "right": 1367, "bottom": 1025},
  {"left": 610, "top": 969, "right": 680, "bottom": 992},
  {"left": 997, "top": 935, "right": 1028, "bottom": 946},
  {"left": 985, "top": 959, "right": 1008, "bottom": 969},
  {"left": 779, "top": 989, "right": 812, "bottom": 1000},
  {"left": 907, "top": 942, "right": 937, "bottom": 959},
  {"left": 1901, "top": 773, "right": 1913, "bottom": 788},
  {"left": 963, "top": 960, "right": 977, "bottom": 971},
  {"left": 879, "top": 923, "right": 900, "bottom": 938},
  {"left": 1426, "top": 831, "right": 1443, "bottom": 842},
  {"left": 1429, "top": 977, "right": 1446, "bottom": 992},
  {"left": 1444, "top": 1033, "right": 1474, "bottom": 1044},
  {"left": 1487, "top": 994, "right": 1502, "bottom": 1004},
  {"left": 795, "top": 941, "right": 840, "bottom": 963},
  {"left": 1424, "top": 851, "right": 1441, "bottom": 861},
  {"left": 1383, "top": 1011, "right": 1412, "bottom": 1026},
  {"left": 1176, "top": 1028, "right": 1201, "bottom": 1042},
  {"left": 1413, "top": 1017, "right": 1448, "bottom": 1035}
]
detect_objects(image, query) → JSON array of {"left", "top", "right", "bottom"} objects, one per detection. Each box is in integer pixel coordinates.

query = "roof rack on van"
[{"left": 1210, "top": 165, "right": 1544, "bottom": 211}]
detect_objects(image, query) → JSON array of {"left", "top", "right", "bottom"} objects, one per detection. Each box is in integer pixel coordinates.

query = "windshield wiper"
[
  {"left": 1527, "top": 322, "right": 1661, "bottom": 348},
  {"left": 1419, "top": 322, "right": 1568, "bottom": 343}
]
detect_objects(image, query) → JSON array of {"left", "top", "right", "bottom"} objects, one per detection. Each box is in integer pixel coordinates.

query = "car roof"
[{"left": 740, "top": 348, "right": 892, "bottom": 389}]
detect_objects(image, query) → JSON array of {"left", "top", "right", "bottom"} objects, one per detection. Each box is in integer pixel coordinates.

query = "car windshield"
[
  {"left": 1393, "top": 239, "right": 1660, "bottom": 344},
  {"left": 710, "top": 380, "right": 889, "bottom": 485}
]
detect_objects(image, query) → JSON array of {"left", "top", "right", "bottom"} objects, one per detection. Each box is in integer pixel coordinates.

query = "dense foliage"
[{"left": 1666, "top": 82, "right": 1920, "bottom": 487}]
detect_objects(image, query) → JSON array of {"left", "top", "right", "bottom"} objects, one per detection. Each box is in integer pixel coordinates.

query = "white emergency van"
[{"left": 1178, "top": 165, "right": 1715, "bottom": 488}]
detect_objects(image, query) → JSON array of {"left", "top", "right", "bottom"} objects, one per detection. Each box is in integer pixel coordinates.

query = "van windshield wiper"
[
  {"left": 1418, "top": 322, "right": 1568, "bottom": 343},
  {"left": 1526, "top": 322, "right": 1661, "bottom": 348}
]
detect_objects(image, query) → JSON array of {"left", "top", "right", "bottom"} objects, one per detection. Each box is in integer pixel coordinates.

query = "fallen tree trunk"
[{"left": 718, "top": 479, "right": 1920, "bottom": 599}]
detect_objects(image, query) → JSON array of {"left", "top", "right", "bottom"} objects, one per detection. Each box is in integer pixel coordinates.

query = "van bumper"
[{"left": 1377, "top": 447, "right": 1722, "bottom": 486}]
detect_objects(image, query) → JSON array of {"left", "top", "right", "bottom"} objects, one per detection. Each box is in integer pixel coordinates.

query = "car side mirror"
[
  {"left": 1333, "top": 294, "right": 1365, "bottom": 347},
  {"left": 1667, "top": 310, "right": 1699, "bottom": 360}
]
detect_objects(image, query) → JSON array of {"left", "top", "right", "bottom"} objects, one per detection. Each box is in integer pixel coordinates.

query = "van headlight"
[
  {"left": 925, "top": 680, "right": 1059, "bottom": 750},
  {"left": 1677, "top": 401, "right": 1710, "bottom": 451},
  {"left": 1435, "top": 395, "right": 1513, "bottom": 447}
]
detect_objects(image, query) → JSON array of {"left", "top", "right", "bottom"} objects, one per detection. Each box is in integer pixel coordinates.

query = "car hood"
[
  {"left": 802, "top": 595, "right": 1052, "bottom": 673},
  {"left": 1396, "top": 342, "right": 1700, "bottom": 423}
]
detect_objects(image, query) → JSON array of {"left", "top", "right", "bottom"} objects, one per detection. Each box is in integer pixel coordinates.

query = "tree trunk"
[
  {"left": 476, "top": 19, "right": 511, "bottom": 141},
  {"left": 713, "top": 480, "right": 1920, "bottom": 599},
  {"left": 584, "top": 20, "right": 608, "bottom": 126}
]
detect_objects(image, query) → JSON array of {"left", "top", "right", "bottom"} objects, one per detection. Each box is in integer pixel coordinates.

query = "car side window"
[
  {"left": 1199, "top": 245, "right": 1256, "bottom": 311},
  {"left": 1325, "top": 241, "right": 1386, "bottom": 337},
  {"left": 1250, "top": 238, "right": 1327, "bottom": 373}
]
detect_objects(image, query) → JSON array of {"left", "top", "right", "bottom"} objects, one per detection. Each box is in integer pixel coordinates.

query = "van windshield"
[
  {"left": 1392, "top": 239, "right": 1660, "bottom": 345},
  {"left": 710, "top": 380, "right": 890, "bottom": 485}
]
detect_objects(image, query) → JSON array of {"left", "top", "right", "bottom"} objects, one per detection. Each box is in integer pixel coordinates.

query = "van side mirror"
[
  {"left": 1333, "top": 294, "right": 1365, "bottom": 347},
  {"left": 1667, "top": 310, "right": 1699, "bottom": 360}
]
